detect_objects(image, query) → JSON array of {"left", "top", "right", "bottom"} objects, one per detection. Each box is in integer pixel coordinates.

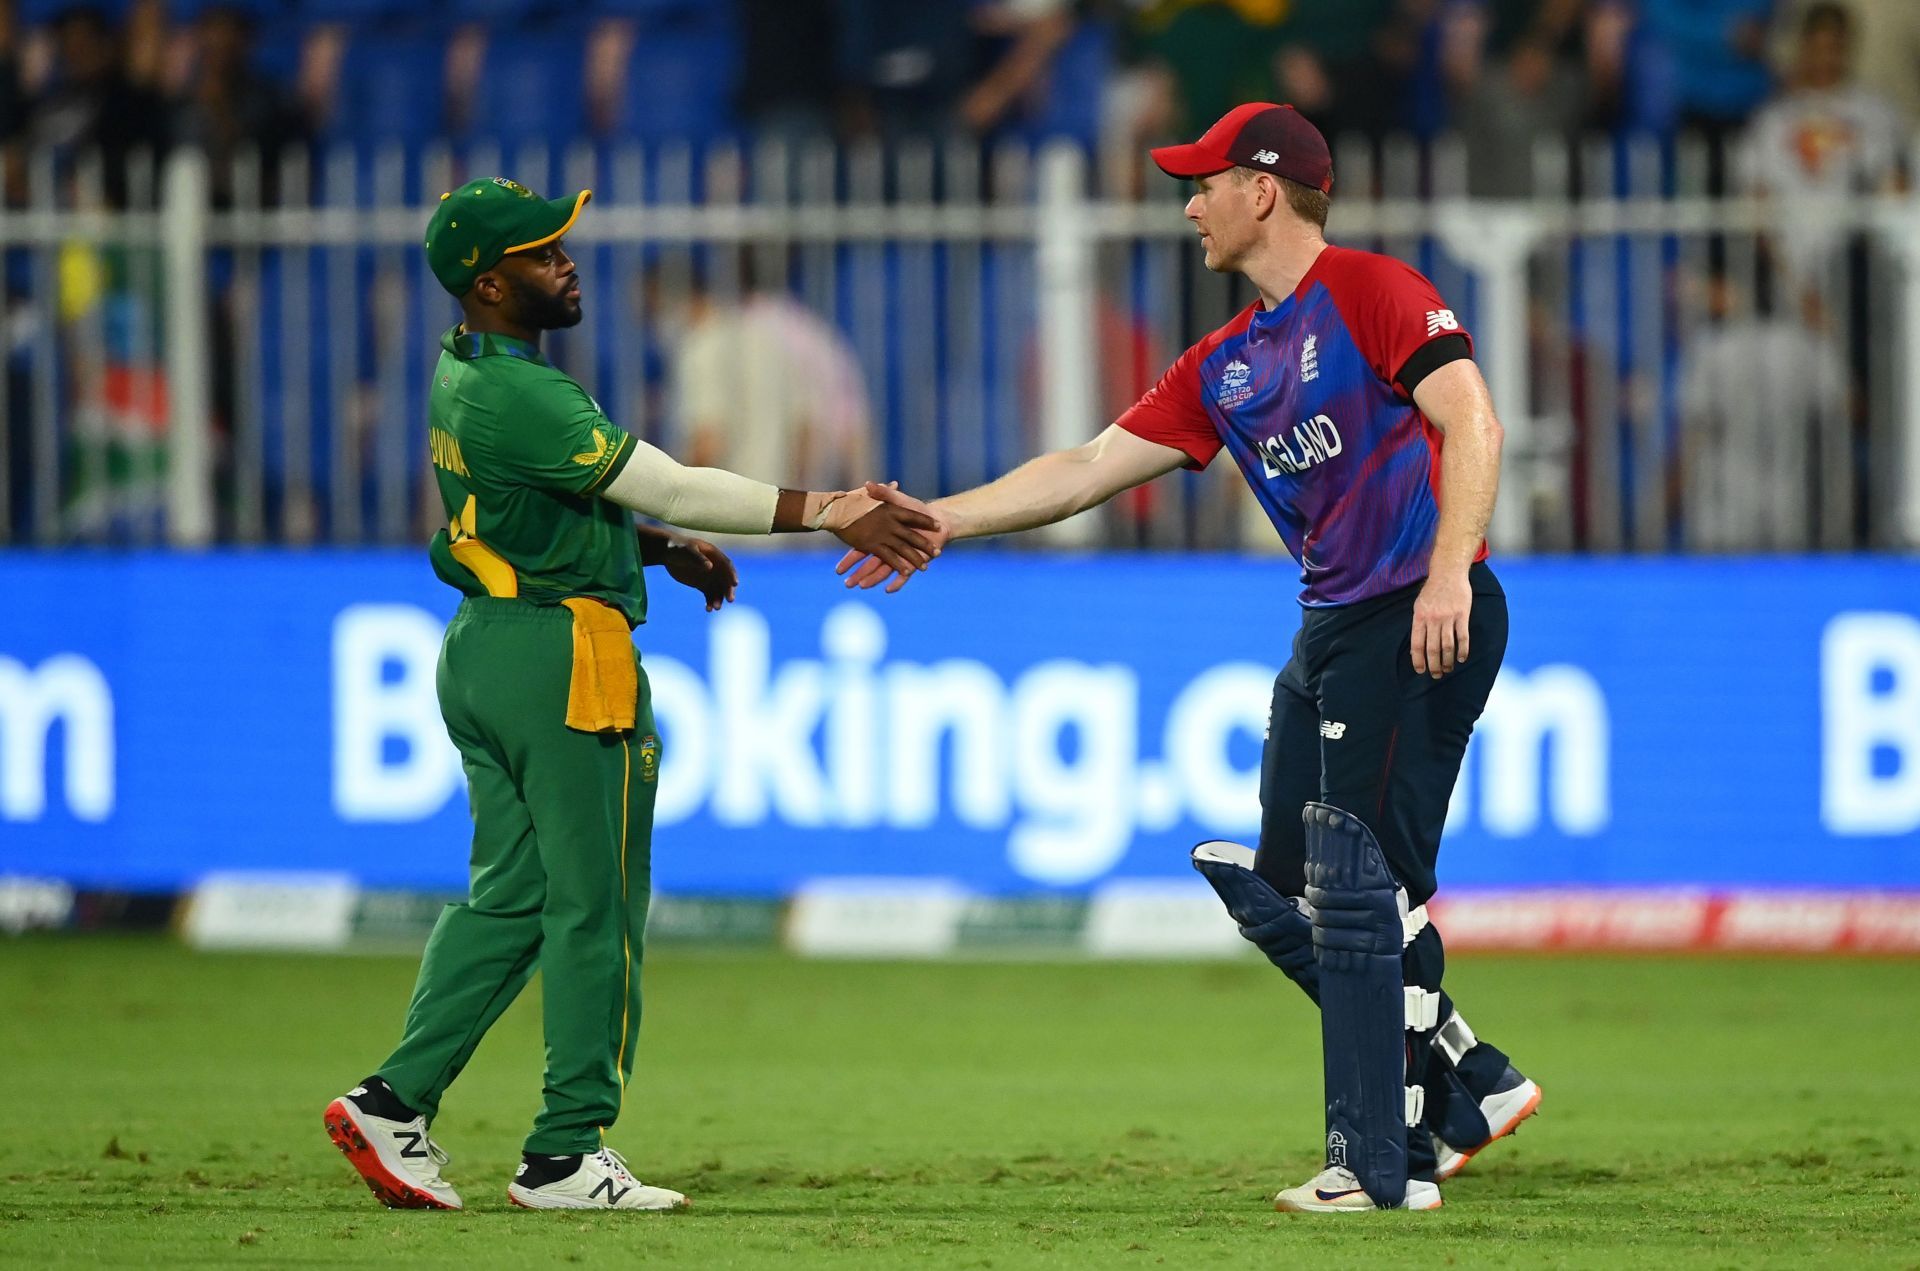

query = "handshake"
[{"left": 816, "top": 481, "right": 950, "bottom": 595}]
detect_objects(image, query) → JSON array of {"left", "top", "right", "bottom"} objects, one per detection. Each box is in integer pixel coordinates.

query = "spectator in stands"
[
  {"left": 1748, "top": 3, "right": 1904, "bottom": 200},
  {"left": 1639, "top": 0, "right": 1776, "bottom": 179},
  {"left": 1125, "top": 0, "right": 1293, "bottom": 140},
  {"left": 835, "top": 0, "right": 977, "bottom": 141},
  {"left": 666, "top": 259, "right": 875, "bottom": 548},
  {"left": 736, "top": 0, "right": 843, "bottom": 143},
  {"left": 1774, "top": 0, "right": 1920, "bottom": 128},
  {"left": 0, "top": 0, "right": 24, "bottom": 149},
  {"left": 1676, "top": 266, "right": 1851, "bottom": 549},
  {"left": 836, "top": 0, "right": 1079, "bottom": 144},
  {"left": 1744, "top": 0, "right": 1904, "bottom": 299},
  {"left": 1264, "top": 0, "right": 1416, "bottom": 150},
  {"left": 956, "top": 0, "right": 1079, "bottom": 137},
  {"left": 1578, "top": 0, "right": 1634, "bottom": 132},
  {"left": 1439, "top": 0, "right": 1587, "bottom": 197},
  {"left": 2, "top": 0, "right": 37, "bottom": 539},
  {"left": 171, "top": 4, "right": 309, "bottom": 209},
  {"left": 24, "top": 2, "right": 170, "bottom": 207}
]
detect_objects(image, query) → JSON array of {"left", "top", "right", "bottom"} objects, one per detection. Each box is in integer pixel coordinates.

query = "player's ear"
[
  {"left": 472, "top": 270, "right": 505, "bottom": 307},
  {"left": 1252, "top": 173, "right": 1280, "bottom": 220}
]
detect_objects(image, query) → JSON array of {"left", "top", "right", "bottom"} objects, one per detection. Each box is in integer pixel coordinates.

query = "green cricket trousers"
[{"left": 375, "top": 596, "right": 658, "bottom": 1155}]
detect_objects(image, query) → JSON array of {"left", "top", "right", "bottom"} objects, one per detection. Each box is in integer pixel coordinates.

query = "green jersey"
[{"left": 425, "top": 326, "right": 648, "bottom": 626}]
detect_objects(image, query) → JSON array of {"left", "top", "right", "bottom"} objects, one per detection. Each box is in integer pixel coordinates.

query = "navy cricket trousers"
[{"left": 1253, "top": 560, "right": 1508, "bottom": 907}]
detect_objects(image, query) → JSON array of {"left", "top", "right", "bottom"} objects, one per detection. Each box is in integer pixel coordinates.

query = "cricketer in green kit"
[{"left": 323, "top": 176, "right": 940, "bottom": 1213}]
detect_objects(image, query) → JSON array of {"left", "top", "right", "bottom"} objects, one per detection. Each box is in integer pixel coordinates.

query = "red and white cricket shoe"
[{"left": 324, "top": 1086, "right": 462, "bottom": 1210}]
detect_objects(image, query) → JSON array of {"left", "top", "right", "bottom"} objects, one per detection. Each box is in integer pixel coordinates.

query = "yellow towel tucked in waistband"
[{"left": 560, "top": 597, "right": 638, "bottom": 734}]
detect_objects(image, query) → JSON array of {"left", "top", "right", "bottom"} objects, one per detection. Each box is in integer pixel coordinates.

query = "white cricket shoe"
[
  {"left": 324, "top": 1087, "right": 462, "bottom": 1210},
  {"left": 1274, "top": 1165, "right": 1441, "bottom": 1213},
  {"left": 1434, "top": 1071, "right": 1543, "bottom": 1182},
  {"left": 507, "top": 1147, "right": 689, "bottom": 1211}
]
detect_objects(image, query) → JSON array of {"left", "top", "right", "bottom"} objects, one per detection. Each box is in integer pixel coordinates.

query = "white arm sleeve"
[{"left": 599, "top": 437, "right": 782, "bottom": 535}]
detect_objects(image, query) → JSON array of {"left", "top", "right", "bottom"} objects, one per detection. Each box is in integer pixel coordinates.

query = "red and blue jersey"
[{"left": 1118, "top": 245, "right": 1486, "bottom": 608}]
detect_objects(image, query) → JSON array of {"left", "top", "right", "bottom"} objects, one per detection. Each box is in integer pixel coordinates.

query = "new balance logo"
[
  {"left": 1251, "top": 148, "right": 1280, "bottom": 165},
  {"left": 1320, "top": 721, "right": 1347, "bottom": 740},
  {"left": 1300, "top": 333, "right": 1318, "bottom": 382},
  {"left": 395, "top": 1131, "right": 428, "bottom": 1159},
  {"left": 1425, "top": 308, "right": 1459, "bottom": 336},
  {"left": 589, "top": 1176, "right": 632, "bottom": 1205}
]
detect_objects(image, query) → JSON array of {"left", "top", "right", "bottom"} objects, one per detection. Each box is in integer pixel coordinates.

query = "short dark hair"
[
  {"left": 1228, "top": 167, "right": 1331, "bottom": 228},
  {"left": 1280, "top": 175, "right": 1331, "bottom": 228}
]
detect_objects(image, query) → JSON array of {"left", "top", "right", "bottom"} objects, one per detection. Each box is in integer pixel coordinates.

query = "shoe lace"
[
  {"left": 426, "top": 1138, "right": 450, "bottom": 1168},
  {"left": 595, "top": 1147, "right": 638, "bottom": 1185}
]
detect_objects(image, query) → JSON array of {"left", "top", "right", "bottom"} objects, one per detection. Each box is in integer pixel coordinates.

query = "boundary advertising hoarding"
[{"left": 2, "top": 553, "right": 1917, "bottom": 905}]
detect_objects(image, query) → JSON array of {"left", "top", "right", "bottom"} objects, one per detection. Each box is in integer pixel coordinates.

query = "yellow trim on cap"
[{"left": 503, "top": 189, "right": 592, "bottom": 255}]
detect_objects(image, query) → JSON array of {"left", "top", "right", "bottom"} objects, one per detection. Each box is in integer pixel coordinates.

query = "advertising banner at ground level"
[{"left": 3, "top": 552, "right": 1916, "bottom": 897}]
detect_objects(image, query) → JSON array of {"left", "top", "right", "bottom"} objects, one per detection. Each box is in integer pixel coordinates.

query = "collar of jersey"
[
  {"left": 1252, "top": 292, "right": 1298, "bottom": 328},
  {"left": 444, "top": 325, "right": 550, "bottom": 366}
]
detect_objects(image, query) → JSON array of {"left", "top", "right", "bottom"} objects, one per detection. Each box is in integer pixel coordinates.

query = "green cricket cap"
[{"left": 424, "top": 177, "right": 592, "bottom": 296}]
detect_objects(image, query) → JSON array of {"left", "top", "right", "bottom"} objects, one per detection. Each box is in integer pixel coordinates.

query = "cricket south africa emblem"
[
  {"left": 639, "top": 734, "right": 659, "bottom": 783},
  {"left": 1218, "top": 359, "right": 1255, "bottom": 408}
]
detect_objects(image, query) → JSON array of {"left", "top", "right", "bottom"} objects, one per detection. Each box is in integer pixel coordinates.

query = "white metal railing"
[{"left": 3, "top": 134, "right": 1917, "bottom": 552}]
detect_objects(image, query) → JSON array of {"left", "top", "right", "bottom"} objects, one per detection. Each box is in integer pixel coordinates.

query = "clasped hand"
[
  {"left": 832, "top": 483, "right": 951, "bottom": 593},
  {"left": 825, "top": 482, "right": 948, "bottom": 592}
]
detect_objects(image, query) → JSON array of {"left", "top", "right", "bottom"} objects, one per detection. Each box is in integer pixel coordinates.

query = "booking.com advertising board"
[{"left": 1, "top": 552, "right": 1917, "bottom": 896}]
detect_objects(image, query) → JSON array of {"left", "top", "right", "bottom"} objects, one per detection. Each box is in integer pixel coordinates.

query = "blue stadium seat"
[
  {"left": 605, "top": 26, "right": 735, "bottom": 142},
  {"left": 16, "top": 0, "right": 144, "bottom": 23},
  {"left": 462, "top": 33, "right": 587, "bottom": 148},
  {"left": 327, "top": 36, "right": 447, "bottom": 147},
  {"left": 442, "top": 0, "right": 553, "bottom": 24},
  {"left": 248, "top": 19, "right": 307, "bottom": 84},
  {"left": 287, "top": 0, "right": 436, "bottom": 22},
  {"left": 582, "top": 0, "right": 708, "bottom": 19}
]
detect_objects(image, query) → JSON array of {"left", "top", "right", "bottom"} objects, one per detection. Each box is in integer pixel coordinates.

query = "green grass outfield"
[{"left": 2, "top": 938, "right": 1916, "bottom": 1268}]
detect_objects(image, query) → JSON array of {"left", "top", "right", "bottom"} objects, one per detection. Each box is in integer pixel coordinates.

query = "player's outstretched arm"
[
  {"left": 1409, "top": 358, "right": 1504, "bottom": 679},
  {"left": 599, "top": 438, "right": 941, "bottom": 578},
  {"left": 835, "top": 424, "right": 1190, "bottom": 591}
]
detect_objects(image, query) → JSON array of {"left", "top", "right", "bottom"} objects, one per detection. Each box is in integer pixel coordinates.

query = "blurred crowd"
[
  {"left": 1, "top": 0, "right": 1916, "bottom": 201},
  {"left": 1110, "top": 0, "right": 1920, "bottom": 209},
  {"left": 3, "top": 0, "right": 1914, "bottom": 553}
]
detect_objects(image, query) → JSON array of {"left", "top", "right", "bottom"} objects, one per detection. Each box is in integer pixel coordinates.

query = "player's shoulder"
[
  {"left": 1308, "top": 244, "right": 1434, "bottom": 297},
  {"left": 485, "top": 358, "right": 593, "bottom": 411},
  {"left": 1193, "top": 301, "right": 1262, "bottom": 359}
]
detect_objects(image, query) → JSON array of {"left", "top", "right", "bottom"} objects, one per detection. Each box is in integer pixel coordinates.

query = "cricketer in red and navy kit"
[
  {"left": 831, "top": 102, "right": 1542, "bottom": 1213},
  {"left": 1133, "top": 103, "right": 1539, "bottom": 1214}
]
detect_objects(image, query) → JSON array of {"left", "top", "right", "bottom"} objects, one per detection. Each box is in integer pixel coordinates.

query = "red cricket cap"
[{"left": 1150, "top": 102, "right": 1333, "bottom": 193}]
